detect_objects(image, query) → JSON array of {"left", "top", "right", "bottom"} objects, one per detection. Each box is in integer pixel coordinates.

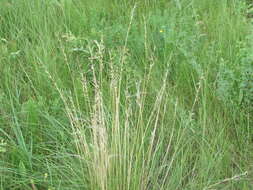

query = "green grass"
[{"left": 0, "top": 0, "right": 253, "bottom": 189}]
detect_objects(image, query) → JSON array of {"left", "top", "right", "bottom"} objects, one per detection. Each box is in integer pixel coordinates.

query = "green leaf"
[{"left": 18, "top": 161, "right": 27, "bottom": 176}]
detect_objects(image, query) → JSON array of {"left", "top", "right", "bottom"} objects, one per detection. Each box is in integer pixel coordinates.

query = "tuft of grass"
[{"left": 0, "top": 0, "right": 252, "bottom": 189}]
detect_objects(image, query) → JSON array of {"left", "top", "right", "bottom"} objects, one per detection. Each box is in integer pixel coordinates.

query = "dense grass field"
[{"left": 0, "top": 0, "right": 253, "bottom": 189}]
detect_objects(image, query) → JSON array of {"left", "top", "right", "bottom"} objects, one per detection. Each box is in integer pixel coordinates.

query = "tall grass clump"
[{"left": 0, "top": 0, "right": 252, "bottom": 189}]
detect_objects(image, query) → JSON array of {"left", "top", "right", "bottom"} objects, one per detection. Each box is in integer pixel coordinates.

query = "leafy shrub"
[{"left": 217, "top": 37, "right": 253, "bottom": 113}]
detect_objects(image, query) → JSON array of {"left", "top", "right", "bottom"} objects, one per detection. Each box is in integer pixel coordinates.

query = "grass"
[{"left": 0, "top": 0, "right": 253, "bottom": 189}]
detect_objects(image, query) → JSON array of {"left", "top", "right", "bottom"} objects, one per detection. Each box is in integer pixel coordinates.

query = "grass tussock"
[{"left": 0, "top": 0, "right": 253, "bottom": 189}]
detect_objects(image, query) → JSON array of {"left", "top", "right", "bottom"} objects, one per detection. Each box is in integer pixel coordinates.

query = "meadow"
[{"left": 0, "top": 0, "right": 253, "bottom": 189}]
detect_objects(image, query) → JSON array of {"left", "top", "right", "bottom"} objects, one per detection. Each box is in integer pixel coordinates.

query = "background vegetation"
[{"left": 0, "top": 0, "right": 252, "bottom": 189}]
